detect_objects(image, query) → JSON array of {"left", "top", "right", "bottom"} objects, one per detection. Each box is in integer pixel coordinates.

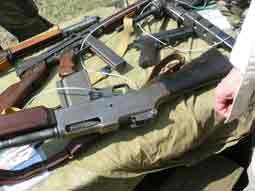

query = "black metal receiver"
[{"left": 0, "top": 49, "right": 232, "bottom": 149}]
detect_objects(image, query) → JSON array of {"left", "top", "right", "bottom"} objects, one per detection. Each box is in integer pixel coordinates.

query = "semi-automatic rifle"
[{"left": 0, "top": 16, "right": 99, "bottom": 72}]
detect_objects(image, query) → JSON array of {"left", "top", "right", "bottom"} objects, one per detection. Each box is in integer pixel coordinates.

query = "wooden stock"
[
  {"left": 0, "top": 63, "right": 49, "bottom": 113},
  {"left": 0, "top": 106, "right": 56, "bottom": 138}
]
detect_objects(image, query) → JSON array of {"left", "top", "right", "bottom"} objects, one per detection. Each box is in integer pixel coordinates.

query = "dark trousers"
[{"left": 0, "top": 0, "right": 52, "bottom": 42}]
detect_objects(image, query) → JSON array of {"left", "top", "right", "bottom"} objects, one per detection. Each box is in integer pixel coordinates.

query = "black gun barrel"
[
  {"left": 63, "top": 16, "right": 100, "bottom": 35},
  {"left": 0, "top": 128, "right": 56, "bottom": 150}
]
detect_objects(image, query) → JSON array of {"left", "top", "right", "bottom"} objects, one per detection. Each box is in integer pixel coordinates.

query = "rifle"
[
  {"left": 0, "top": 49, "right": 232, "bottom": 149},
  {"left": 0, "top": 16, "right": 100, "bottom": 72}
]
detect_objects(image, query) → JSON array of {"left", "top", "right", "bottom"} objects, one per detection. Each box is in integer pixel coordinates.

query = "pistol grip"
[
  {"left": 58, "top": 50, "right": 76, "bottom": 78},
  {"left": 138, "top": 36, "right": 160, "bottom": 69}
]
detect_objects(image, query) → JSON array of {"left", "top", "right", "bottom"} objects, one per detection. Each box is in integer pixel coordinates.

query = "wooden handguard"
[
  {"left": 10, "top": 26, "right": 61, "bottom": 53},
  {"left": 0, "top": 26, "right": 61, "bottom": 72},
  {"left": 138, "top": 36, "right": 160, "bottom": 68},
  {"left": 0, "top": 106, "right": 56, "bottom": 138},
  {"left": 0, "top": 63, "right": 49, "bottom": 112}
]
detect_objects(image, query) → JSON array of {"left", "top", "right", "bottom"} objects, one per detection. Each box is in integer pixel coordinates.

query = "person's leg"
[
  {"left": 32, "top": 86, "right": 253, "bottom": 191},
  {"left": 0, "top": 0, "right": 52, "bottom": 41}
]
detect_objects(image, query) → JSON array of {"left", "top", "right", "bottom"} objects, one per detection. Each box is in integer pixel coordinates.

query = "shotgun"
[{"left": 0, "top": 49, "right": 232, "bottom": 149}]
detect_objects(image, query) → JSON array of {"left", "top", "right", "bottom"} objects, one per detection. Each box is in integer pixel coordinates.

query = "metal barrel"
[
  {"left": 0, "top": 128, "right": 57, "bottom": 150},
  {"left": 63, "top": 16, "right": 100, "bottom": 35}
]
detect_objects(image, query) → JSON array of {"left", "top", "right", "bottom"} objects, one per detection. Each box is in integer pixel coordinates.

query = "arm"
[{"left": 214, "top": 0, "right": 255, "bottom": 119}]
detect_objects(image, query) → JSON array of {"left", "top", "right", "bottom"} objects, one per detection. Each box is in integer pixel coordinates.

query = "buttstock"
[
  {"left": 0, "top": 106, "right": 56, "bottom": 139},
  {"left": 0, "top": 51, "right": 12, "bottom": 71},
  {"left": 0, "top": 63, "right": 49, "bottom": 112}
]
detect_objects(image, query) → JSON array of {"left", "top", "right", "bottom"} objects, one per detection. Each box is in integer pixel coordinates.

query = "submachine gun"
[
  {"left": 132, "top": 0, "right": 235, "bottom": 68},
  {"left": 0, "top": 0, "right": 236, "bottom": 111}
]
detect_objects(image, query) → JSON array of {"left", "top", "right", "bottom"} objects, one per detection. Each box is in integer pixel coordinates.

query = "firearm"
[
  {"left": 0, "top": 16, "right": 100, "bottom": 72},
  {"left": 133, "top": 0, "right": 236, "bottom": 68},
  {"left": 0, "top": 49, "right": 232, "bottom": 149},
  {"left": 160, "top": 0, "right": 235, "bottom": 48}
]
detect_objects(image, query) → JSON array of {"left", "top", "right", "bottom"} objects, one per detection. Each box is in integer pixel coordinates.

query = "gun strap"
[
  {"left": 115, "top": 16, "right": 134, "bottom": 57},
  {"left": 147, "top": 52, "right": 185, "bottom": 82},
  {"left": 0, "top": 134, "right": 99, "bottom": 185}
]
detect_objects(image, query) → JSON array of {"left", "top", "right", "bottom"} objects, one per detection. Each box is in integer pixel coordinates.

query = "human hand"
[{"left": 214, "top": 68, "right": 242, "bottom": 118}]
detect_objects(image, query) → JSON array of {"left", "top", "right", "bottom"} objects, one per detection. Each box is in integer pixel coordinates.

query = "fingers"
[
  {"left": 213, "top": 68, "right": 242, "bottom": 119},
  {"left": 214, "top": 85, "right": 234, "bottom": 118}
]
